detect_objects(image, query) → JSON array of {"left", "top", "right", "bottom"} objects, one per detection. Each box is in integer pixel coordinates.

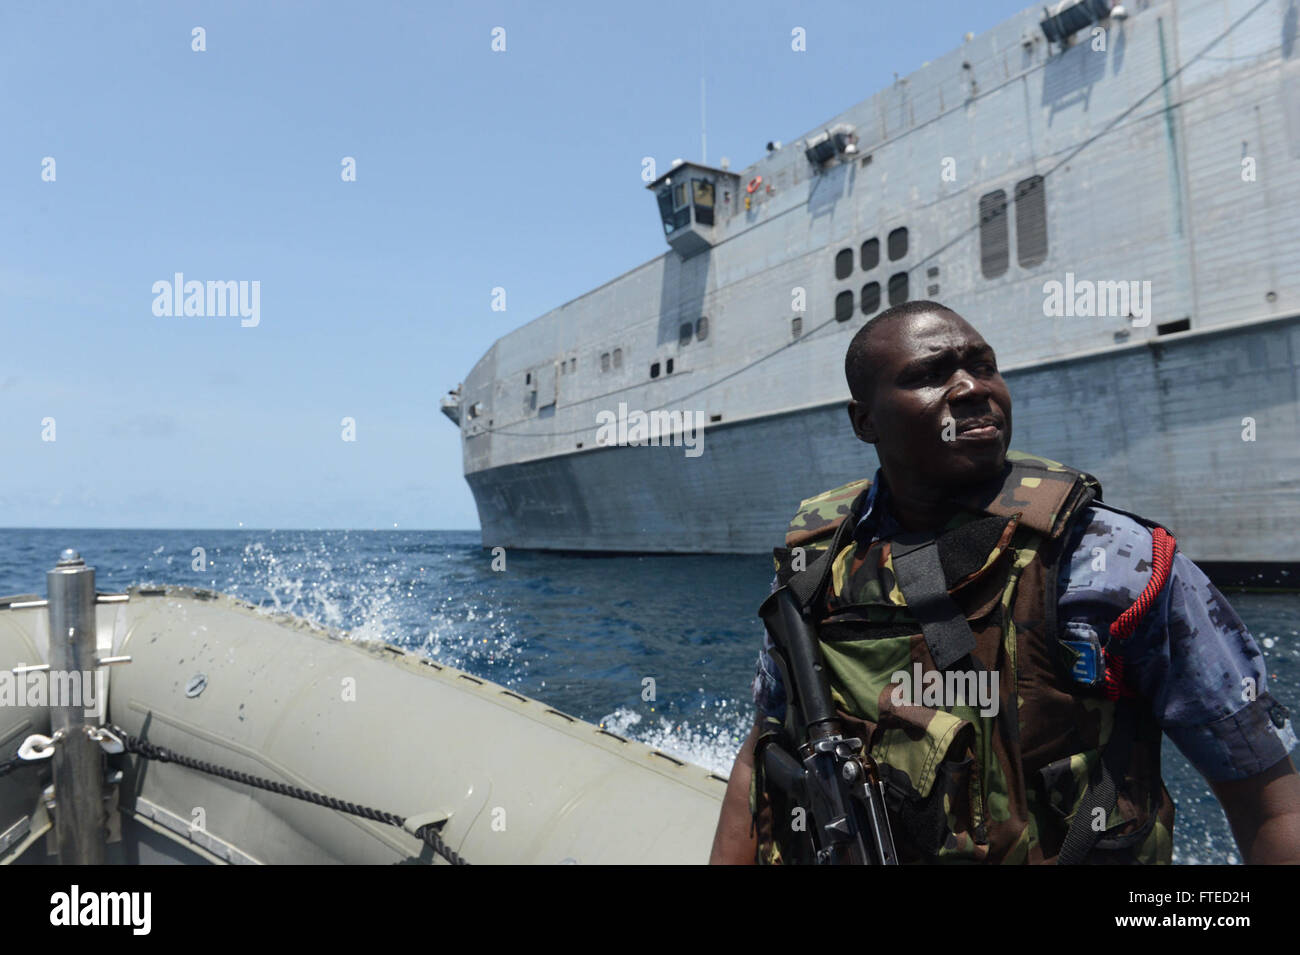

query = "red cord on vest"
[
  {"left": 1102, "top": 653, "right": 1130, "bottom": 701},
  {"left": 1102, "top": 526, "right": 1176, "bottom": 700}
]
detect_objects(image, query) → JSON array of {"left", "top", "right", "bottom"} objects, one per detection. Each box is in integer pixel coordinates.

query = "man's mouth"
[{"left": 952, "top": 415, "right": 1004, "bottom": 442}]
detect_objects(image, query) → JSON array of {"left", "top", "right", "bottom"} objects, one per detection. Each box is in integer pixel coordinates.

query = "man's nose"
[{"left": 947, "top": 369, "right": 989, "bottom": 401}]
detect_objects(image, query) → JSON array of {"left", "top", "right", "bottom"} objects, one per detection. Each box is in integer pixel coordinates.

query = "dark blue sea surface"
[{"left": 1, "top": 527, "right": 1295, "bottom": 864}]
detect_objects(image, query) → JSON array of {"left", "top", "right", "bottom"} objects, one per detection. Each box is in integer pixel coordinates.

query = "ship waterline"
[{"left": 468, "top": 315, "right": 1300, "bottom": 585}]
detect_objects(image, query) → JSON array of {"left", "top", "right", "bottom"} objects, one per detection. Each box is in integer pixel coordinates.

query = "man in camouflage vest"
[{"left": 710, "top": 300, "right": 1300, "bottom": 864}]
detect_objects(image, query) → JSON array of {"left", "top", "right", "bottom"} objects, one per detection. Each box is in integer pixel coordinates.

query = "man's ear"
[{"left": 847, "top": 399, "right": 878, "bottom": 444}]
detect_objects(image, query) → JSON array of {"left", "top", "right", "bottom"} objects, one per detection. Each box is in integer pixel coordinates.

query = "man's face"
[{"left": 848, "top": 310, "right": 1012, "bottom": 491}]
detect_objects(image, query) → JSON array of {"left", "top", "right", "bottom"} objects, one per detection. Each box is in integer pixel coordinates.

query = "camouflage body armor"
[{"left": 752, "top": 452, "right": 1176, "bottom": 864}]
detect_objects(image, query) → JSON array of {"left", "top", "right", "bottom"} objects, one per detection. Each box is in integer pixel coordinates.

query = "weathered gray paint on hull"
[{"left": 469, "top": 317, "right": 1300, "bottom": 568}]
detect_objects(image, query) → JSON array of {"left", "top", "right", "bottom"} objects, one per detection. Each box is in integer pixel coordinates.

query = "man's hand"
[
  {"left": 1209, "top": 755, "right": 1300, "bottom": 864},
  {"left": 709, "top": 720, "right": 762, "bottom": 864}
]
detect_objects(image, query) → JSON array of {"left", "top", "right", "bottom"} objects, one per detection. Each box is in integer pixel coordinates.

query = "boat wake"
[{"left": 598, "top": 705, "right": 746, "bottom": 777}]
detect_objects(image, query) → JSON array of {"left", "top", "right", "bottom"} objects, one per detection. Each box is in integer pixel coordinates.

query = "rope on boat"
[
  {"left": 0, "top": 755, "right": 35, "bottom": 779},
  {"left": 4, "top": 726, "right": 469, "bottom": 865},
  {"left": 112, "top": 727, "right": 469, "bottom": 865}
]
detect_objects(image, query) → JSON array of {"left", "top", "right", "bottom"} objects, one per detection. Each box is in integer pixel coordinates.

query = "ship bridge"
[{"left": 647, "top": 161, "right": 738, "bottom": 258}]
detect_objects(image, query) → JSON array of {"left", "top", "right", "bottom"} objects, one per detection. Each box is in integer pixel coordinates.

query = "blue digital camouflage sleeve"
[
  {"left": 1058, "top": 506, "right": 1297, "bottom": 782},
  {"left": 752, "top": 574, "right": 786, "bottom": 721}
]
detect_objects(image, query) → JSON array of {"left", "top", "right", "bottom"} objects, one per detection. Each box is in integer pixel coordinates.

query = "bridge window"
[
  {"left": 887, "top": 272, "right": 909, "bottom": 306},
  {"left": 888, "top": 227, "right": 908, "bottom": 261},
  {"left": 650, "top": 361, "right": 660, "bottom": 379},
  {"left": 792, "top": 316, "right": 802, "bottom": 338},
  {"left": 601, "top": 352, "right": 610, "bottom": 372},
  {"left": 655, "top": 191, "right": 673, "bottom": 231},
  {"left": 979, "top": 190, "right": 1009, "bottom": 279},
  {"left": 666, "top": 358, "right": 674, "bottom": 374},
  {"left": 656, "top": 183, "right": 692, "bottom": 235},
  {"left": 613, "top": 348, "right": 623, "bottom": 369},
  {"left": 835, "top": 290, "right": 854, "bottom": 322},
  {"left": 861, "top": 282, "right": 881, "bottom": 315},
  {"left": 835, "top": 248, "right": 854, "bottom": 280},
  {"left": 1015, "top": 176, "right": 1047, "bottom": 268},
  {"left": 860, "top": 238, "right": 879, "bottom": 271},
  {"left": 692, "top": 179, "right": 715, "bottom": 227},
  {"left": 695, "top": 316, "right": 708, "bottom": 340},
  {"left": 679, "top": 322, "right": 693, "bottom": 345}
]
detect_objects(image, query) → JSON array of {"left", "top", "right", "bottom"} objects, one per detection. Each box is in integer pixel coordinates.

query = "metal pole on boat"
[{"left": 46, "top": 549, "right": 105, "bottom": 865}]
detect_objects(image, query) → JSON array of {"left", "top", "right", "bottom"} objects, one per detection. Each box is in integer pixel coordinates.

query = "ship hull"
[{"left": 467, "top": 316, "right": 1300, "bottom": 587}]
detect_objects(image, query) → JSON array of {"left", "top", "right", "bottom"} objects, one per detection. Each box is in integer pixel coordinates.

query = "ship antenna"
[{"left": 700, "top": 74, "right": 707, "bottom": 165}]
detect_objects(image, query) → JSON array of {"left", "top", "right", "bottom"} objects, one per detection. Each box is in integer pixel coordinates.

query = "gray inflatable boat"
[{"left": 0, "top": 551, "right": 726, "bottom": 864}]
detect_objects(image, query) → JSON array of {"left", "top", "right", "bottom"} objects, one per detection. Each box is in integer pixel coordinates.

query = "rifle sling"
[{"left": 1056, "top": 700, "right": 1135, "bottom": 865}]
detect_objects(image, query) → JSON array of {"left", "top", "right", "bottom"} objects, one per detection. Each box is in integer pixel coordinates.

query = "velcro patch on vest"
[
  {"left": 824, "top": 514, "right": 1019, "bottom": 618},
  {"left": 935, "top": 514, "right": 1016, "bottom": 587}
]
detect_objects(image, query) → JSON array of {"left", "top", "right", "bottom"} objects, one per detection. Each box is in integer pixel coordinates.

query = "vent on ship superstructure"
[
  {"left": 805, "top": 124, "right": 858, "bottom": 168},
  {"left": 861, "top": 282, "right": 881, "bottom": 316},
  {"left": 979, "top": 190, "right": 1010, "bottom": 279},
  {"left": 1015, "top": 176, "right": 1048, "bottom": 267},
  {"left": 861, "top": 238, "right": 880, "bottom": 271},
  {"left": 1040, "top": 0, "right": 1115, "bottom": 45}
]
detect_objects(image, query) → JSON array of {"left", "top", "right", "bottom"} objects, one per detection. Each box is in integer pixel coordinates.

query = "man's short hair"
[{"left": 844, "top": 299, "right": 956, "bottom": 402}]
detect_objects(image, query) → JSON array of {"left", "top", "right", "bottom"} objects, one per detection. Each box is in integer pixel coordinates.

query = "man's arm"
[
  {"left": 1059, "top": 509, "right": 1299, "bottom": 862},
  {"left": 1209, "top": 756, "right": 1300, "bottom": 864},
  {"left": 1143, "top": 555, "right": 1300, "bottom": 862},
  {"left": 709, "top": 720, "right": 761, "bottom": 865},
  {"left": 711, "top": 573, "right": 788, "bottom": 864}
]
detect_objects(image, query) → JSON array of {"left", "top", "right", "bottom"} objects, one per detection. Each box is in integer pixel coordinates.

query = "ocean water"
[{"left": 1, "top": 527, "right": 1295, "bottom": 865}]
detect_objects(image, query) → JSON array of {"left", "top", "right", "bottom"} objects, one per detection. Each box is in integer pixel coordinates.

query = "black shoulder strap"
[{"left": 890, "top": 533, "right": 980, "bottom": 671}]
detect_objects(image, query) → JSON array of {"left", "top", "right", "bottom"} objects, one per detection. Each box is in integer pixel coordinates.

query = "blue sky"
[{"left": 1, "top": 0, "right": 1031, "bottom": 529}]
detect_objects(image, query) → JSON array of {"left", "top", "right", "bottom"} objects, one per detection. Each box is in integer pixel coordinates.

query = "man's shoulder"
[
  {"left": 783, "top": 477, "right": 873, "bottom": 549},
  {"left": 1060, "top": 503, "right": 1170, "bottom": 611}
]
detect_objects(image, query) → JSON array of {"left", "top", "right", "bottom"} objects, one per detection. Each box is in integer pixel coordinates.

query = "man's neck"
[{"left": 878, "top": 470, "right": 959, "bottom": 534}]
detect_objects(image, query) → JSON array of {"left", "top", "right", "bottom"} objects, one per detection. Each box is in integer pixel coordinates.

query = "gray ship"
[{"left": 442, "top": 0, "right": 1300, "bottom": 586}]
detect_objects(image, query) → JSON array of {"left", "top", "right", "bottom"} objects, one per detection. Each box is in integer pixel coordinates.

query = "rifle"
[{"left": 758, "top": 586, "right": 899, "bottom": 865}]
